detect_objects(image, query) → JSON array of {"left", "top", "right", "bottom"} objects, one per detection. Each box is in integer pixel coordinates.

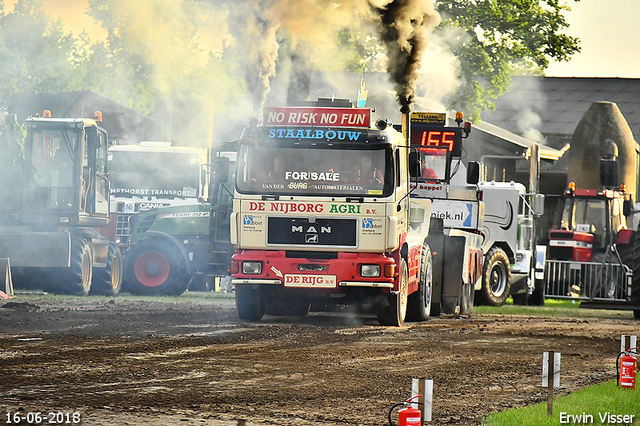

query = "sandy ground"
[{"left": 0, "top": 293, "right": 638, "bottom": 426}]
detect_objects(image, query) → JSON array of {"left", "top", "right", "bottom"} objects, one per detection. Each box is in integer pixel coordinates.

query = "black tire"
[
  {"left": 123, "top": 238, "right": 190, "bottom": 296},
  {"left": 377, "top": 258, "right": 409, "bottom": 326},
  {"left": 189, "top": 274, "right": 210, "bottom": 291},
  {"left": 460, "top": 281, "right": 474, "bottom": 315},
  {"left": 91, "top": 242, "right": 123, "bottom": 296},
  {"left": 55, "top": 237, "right": 92, "bottom": 296},
  {"left": 529, "top": 278, "right": 546, "bottom": 306},
  {"left": 511, "top": 292, "right": 528, "bottom": 305},
  {"left": 478, "top": 247, "right": 511, "bottom": 306},
  {"left": 235, "top": 284, "right": 265, "bottom": 321},
  {"left": 407, "top": 245, "right": 433, "bottom": 322}
]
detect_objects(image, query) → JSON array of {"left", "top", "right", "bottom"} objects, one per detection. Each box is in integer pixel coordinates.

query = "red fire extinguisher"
[
  {"left": 617, "top": 348, "right": 637, "bottom": 389},
  {"left": 388, "top": 394, "right": 422, "bottom": 426}
]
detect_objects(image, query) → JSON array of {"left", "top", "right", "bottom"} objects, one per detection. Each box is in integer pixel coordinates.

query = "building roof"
[{"left": 481, "top": 76, "right": 640, "bottom": 141}]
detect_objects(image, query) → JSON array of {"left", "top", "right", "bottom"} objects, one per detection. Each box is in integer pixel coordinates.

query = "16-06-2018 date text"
[{"left": 5, "top": 411, "right": 81, "bottom": 424}]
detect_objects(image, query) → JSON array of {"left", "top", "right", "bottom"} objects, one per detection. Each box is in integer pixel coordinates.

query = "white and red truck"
[{"left": 229, "top": 99, "right": 483, "bottom": 326}]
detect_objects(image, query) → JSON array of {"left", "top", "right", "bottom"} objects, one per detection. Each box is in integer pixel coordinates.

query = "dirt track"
[{"left": 0, "top": 293, "right": 638, "bottom": 426}]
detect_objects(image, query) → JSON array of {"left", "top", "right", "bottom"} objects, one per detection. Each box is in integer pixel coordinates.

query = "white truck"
[
  {"left": 103, "top": 142, "right": 208, "bottom": 247},
  {"left": 420, "top": 141, "right": 546, "bottom": 307},
  {"left": 229, "top": 101, "right": 483, "bottom": 325},
  {"left": 474, "top": 180, "right": 545, "bottom": 305}
]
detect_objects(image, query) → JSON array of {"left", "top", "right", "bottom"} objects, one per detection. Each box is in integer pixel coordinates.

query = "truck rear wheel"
[
  {"left": 478, "top": 247, "right": 511, "bottom": 306},
  {"left": 235, "top": 284, "right": 265, "bottom": 321},
  {"left": 377, "top": 258, "right": 408, "bottom": 326},
  {"left": 123, "top": 238, "right": 190, "bottom": 296},
  {"left": 407, "top": 246, "right": 432, "bottom": 322},
  {"left": 91, "top": 242, "right": 122, "bottom": 296}
]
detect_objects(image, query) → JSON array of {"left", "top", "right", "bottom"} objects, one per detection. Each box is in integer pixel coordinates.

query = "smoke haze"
[{"left": 3, "top": 0, "right": 458, "bottom": 142}]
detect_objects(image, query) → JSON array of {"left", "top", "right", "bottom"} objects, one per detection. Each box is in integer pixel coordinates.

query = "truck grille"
[
  {"left": 549, "top": 231, "right": 574, "bottom": 239},
  {"left": 268, "top": 217, "right": 357, "bottom": 247},
  {"left": 548, "top": 246, "right": 573, "bottom": 261}
]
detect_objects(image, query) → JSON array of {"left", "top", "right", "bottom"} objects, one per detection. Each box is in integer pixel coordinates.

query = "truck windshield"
[
  {"left": 109, "top": 151, "right": 201, "bottom": 198},
  {"left": 236, "top": 145, "right": 393, "bottom": 197},
  {"left": 417, "top": 147, "right": 448, "bottom": 181},
  {"left": 558, "top": 197, "right": 608, "bottom": 248},
  {"left": 28, "top": 126, "right": 81, "bottom": 210}
]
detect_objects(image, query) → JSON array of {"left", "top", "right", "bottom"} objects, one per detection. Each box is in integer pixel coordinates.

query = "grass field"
[
  {"left": 474, "top": 297, "right": 637, "bottom": 320},
  {"left": 480, "top": 380, "right": 639, "bottom": 426}
]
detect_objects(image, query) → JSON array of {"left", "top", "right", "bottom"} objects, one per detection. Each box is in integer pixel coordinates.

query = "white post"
[
  {"left": 412, "top": 378, "right": 433, "bottom": 424},
  {"left": 423, "top": 379, "right": 433, "bottom": 422}
]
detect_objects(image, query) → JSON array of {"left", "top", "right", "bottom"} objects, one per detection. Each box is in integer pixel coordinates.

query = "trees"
[
  {"left": 0, "top": 0, "right": 95, "bottom": 94},
  {"left": 434, "top": 0, "right": 580, "bottom": 120},
  {"left": 0, "top": 0, "right": 580, "bottom": 123}
]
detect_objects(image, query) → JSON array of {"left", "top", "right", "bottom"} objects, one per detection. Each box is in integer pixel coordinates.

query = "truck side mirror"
[
  {"left": 215, "top": 157, "right": 230, "bottom": 183},
  {"left": 408, "top": 151, "right": 421, "bottom": 178},
  {"left": 466, "top": 161, "right": 480, "bottom": 184},
  {"left": 623, "top": 199, "right": 632, "bottom": 217},
  {"left": 534, "top": 193, "right": 545, "bottom": 216}
]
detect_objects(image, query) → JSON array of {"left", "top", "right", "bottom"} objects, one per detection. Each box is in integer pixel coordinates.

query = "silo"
[{"left": 568, "top": 102, "right": 638, "bottom": 200}]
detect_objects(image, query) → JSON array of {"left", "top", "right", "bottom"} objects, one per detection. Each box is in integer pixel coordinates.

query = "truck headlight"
[
  {"left": 242, "top": 261, "right": 263, "bottom": 275},
  {"left": 360, "top": 264, "right": 381, "bottom": 278}
]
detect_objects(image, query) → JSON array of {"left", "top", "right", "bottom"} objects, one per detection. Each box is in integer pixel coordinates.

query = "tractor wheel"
[
  {"left": 377, "top": 258, "right": 409, "bottom": 326},
  {"left": 123, "top": 238, "right": 189, "bottom": 296},
  {"left": 91, "top": 242, "right": 123, "bottom": 296},
  {"left": 235, "top": 284, "right": 265, "bottom": 321},
  {"left": 407, "top": 245, "right": 433, "bottom": 322},
  {"left": 477, "top": 247, "right": 511, "bottom": 306},
  {"left": 57, "top": 237, "right": 93, "bottom": 296}
]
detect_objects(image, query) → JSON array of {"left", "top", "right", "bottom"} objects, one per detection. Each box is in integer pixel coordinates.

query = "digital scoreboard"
[{"left": 410, "top": 124, "right": 464, "bottom": 157}]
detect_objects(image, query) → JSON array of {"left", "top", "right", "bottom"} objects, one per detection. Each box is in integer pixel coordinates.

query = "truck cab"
[{"left": 230, "top": 100, "right": 435, "bottom": 326}]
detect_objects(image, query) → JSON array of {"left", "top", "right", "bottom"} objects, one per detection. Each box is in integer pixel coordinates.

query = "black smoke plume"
[{"left": 372, "top": 0, "right": 440, "bottom": 113}]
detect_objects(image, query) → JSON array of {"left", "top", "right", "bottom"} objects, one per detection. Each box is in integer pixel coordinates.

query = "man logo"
[
  {"left": 306, "top": 234, "right": 319, "bottom": 243},
  {"left": 362, "top": 218, "right": 373, "bottom": 229},
  {"left": 243, "top": 215, "right": 254, "bottom": 225}
]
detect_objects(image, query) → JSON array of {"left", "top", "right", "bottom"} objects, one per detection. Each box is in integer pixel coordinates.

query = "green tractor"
[{"left": 122, "top": 154, "right": 234, "bottom": 295}]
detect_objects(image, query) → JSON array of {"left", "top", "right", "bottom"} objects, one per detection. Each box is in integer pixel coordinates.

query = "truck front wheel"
[
  {"left": 235, "top": 284, "right": 265, "bottom": 321},
  {"left": 377, "top": 259, "right": 408, "bottom": 326},
  {"left": 478, "top": 247, "right": 511, "bottom": 306},
  {"left": 407, "top": 246, "right": 432, "bottom": 322},
  {"left": 123, "top": 238, "right": 190, "bottom": 296}
]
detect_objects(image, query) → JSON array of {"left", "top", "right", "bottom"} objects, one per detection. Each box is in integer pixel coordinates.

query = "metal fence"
[{"left": 545, "top": 259, "right": 632, "bottom": 301}]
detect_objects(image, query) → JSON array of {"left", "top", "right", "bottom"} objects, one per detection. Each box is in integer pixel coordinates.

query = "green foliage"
[
  {"left": 0, "top": 0, "right": 580, "bottom": 122},
  {"left": 0, "top": 0, "right": 96, "bottom": 94},
  {"left": 481, "top": 381, "right": 639, "bottom": 426},
  {"left": 435, "top": 0, "right": 580, "bottom": 120},
  {"left": 474, "top": 298, "right": 636, "bottom": 319},
  {"left": 334, "top": 28, "right": 383, "bottom": 73}
]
